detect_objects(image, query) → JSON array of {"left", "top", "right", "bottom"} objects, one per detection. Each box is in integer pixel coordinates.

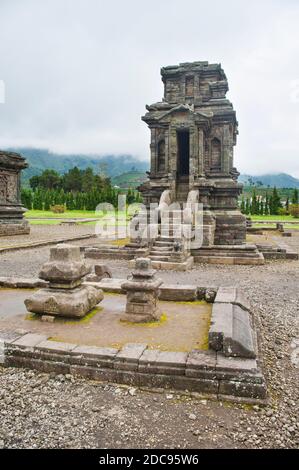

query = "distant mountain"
[
  {"left": 239, "top": 173, "right": 299, "bottom": 189},
  {"left": 5, "top": 147, "right": 149, "bottom": 184}
]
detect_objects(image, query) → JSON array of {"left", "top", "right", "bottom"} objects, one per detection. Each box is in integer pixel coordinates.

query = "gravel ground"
[{"left": 0, "top": 234, "right": 298, "bottom": 449}]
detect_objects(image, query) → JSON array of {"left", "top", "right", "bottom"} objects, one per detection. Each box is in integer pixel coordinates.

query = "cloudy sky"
[{"left": 0, "top": 0, "right": 299, "bottom": 176}]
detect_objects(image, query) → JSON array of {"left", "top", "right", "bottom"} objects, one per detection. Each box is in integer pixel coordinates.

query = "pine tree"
[
  {"left": 33, "top": 189, "right": 43, "bottom": 210},
  {"left": 44, "top": 190, "right": 52, "bottom": 211},
  {"left": 292, "top": 188, "right": 298, "bottom": 205},
  {"left": 251, "top": 189, "right": 257, "bottom": 215},
  {"left": 271, "top": 187, "right": 282, "bottom": 215}
]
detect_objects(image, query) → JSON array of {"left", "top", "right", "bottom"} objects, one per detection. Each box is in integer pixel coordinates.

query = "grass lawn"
[
  {"left": 25, "top": 210, "right": 129, "bottom": 219},
  {"left": 250, "top": 215, "right": 296, "bottom": 221},
  {"left": 29, "top": 219, "right": 63, "bottom": 225},
  {"left": 25, "top": 210, "right": 99, "bottom": 219}
]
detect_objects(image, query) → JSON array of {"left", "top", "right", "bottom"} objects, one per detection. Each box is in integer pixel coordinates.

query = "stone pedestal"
[
  {"left": 121, "top": 258, "right": 162, "bottom": 323},
  {"left": 0, "top": 151, "right": 30, "bottom": 236},
  {"left": 25, "top": 244, "right": 103, "bottom": 318}
]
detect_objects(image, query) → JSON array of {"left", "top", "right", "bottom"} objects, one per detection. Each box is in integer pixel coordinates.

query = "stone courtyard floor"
[
  {"left": 0, "top": 230, "right": 298, "bottom": 448},
  {"left": 0, "top": 291, "right": 211, "bottom": 352}
]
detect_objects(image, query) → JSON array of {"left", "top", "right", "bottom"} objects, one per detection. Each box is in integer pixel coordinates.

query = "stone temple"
[
  {"left": 137, "top": 61, "right": 263, "bottom": 265},
  {"left": 0, "top": 151, "right": 30, "bottom": 236},
  {"left": 85, "top": 61, "right": 263, "bottom": 266}
]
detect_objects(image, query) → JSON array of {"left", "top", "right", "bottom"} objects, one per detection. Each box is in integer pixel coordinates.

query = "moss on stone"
[
  {"left": 120, "top": 312, "right": 167, "bottom": 328},
  {"left": 25, "top": 306, "right": 103, "bottom": 324}
]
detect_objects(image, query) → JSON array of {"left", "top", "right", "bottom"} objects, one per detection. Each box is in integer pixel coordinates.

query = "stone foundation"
[
  {"left": 0, "top": 220, "right": 30, "bottom": 237},
  {"left": 214, "top": 211, "right": 247, "bottom": 246}
]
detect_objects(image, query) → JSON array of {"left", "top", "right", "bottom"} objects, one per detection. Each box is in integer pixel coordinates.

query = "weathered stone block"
[
  {"left": 11, "top": 333, "right": 48, "bottom": 349},
  {"left": 209, "top": 303, "right": 255, "bottom": 358},
  {"left": 115, "top": 343, "right": 147, "bottom": 371},
  {"left": 159, "top": 284, "right": 198, "bottom": 301}
]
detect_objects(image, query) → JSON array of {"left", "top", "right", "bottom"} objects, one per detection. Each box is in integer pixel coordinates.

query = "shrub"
[
  {"left": 278, "top": 207, "right": 289, "bottom": 216},
  {"left": 50, "top": 204, "right": 65, "bottom": 214},
  {"left": 289, "top": 204, "right": 299, "bottom": 218}
]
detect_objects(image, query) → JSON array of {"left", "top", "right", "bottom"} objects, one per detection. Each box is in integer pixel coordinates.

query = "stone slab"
[
  {"left": 36, "top": 340, "right": 77, "bottom": 354},
  {"left": 209, "top": 303, "right": 255, "bottom": 359},
  {"left": 215, "top": 286, "right": 251, "bottom": 313},
  {"left": 0, "top": 277, "right": 47, "bottom": 288},
  {"left": 115, "top": 343, "right": 148, "bottom": 371},
  {"left": 159, "top": 284, "right": 198, "bottom": 301},
  {"left": 72, "top": 345, "right": 119, "bottom": 360},
  {"left": 11, "top": 333, "right": 48, "bottom": 349},
  {"left": 209, "top": 303, "right": 233, "bottom": 351}
]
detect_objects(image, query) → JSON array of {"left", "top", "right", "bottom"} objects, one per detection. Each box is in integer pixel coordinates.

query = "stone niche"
[{"left": 0, "top": 151, "right": 30, "bottom": 236}]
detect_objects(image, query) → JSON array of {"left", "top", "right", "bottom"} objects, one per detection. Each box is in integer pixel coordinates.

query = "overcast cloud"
[{"left": 0, "top": 0, "right": 298, "bottom": 176}]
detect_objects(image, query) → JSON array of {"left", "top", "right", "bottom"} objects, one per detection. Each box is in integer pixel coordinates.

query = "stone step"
[
  {"left": 193, "top": 255, "right": 264, "bottom": 265},
  {"left": 157, "top": 236, "right": 176, "bottom": 242},
  {"left": 151, "top": 246, "right": 173, "bottom": 252},
  {"left": 154, "top": 241, "right": 174, "bottom": 247},
  {"left": 150, "top": 250, "right": 173, "bottom": 256},
  {"left": 149, "top": 255, "right": 170, "bottom": 262},
  {"left": 193, "top": 250, "right": 261, "bottom": 258}
]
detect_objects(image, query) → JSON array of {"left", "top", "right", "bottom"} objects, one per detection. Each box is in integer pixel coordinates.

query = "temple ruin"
[
  {"left": 138, "top": 61, "right": 263, "bottom": 265},
  {"left": 0, "top": 151, "right": 30, "bottom": 236}
]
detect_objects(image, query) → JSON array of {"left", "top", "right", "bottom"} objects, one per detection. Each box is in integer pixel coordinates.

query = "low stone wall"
[
  {"left": 0, "top": 331, "right": 267, "bottom": 402},
  {"left": 0, "top": 280, "right": 267, "bottom": 402}
]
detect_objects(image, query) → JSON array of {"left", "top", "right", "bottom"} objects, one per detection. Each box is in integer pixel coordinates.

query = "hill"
[
  {"left": 5, "top": 147, "right": 149, "bottom": 184},
  {"left": 239, "top": 173, "right": 299, "bottom": 189},
  {"left": 112, "top": 171, "right": 147, "bottom": 188}
]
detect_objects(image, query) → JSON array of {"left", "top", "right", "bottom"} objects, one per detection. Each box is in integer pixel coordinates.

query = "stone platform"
[
  {"left": 0, "top": 279, "right": 266, "bottom": 402},
  {"left": 191, "top": 244, "right": 265, "bottom": 265}
]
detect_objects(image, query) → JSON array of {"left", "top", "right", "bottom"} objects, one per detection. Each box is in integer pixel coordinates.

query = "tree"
[
  {"left": 43, "top": 191, "right": 50, "bottom": 211},
  {"left": 62, "top": 167, "right": 82, "bottom": 192},
  {"left": 251, "top": 189, "right": 257, "bottom": 214},
  {"left": 245, "top": 197, "right": 250, "bottom": 215},
  {"left": 29, "top": 175, "right": 41, "bottom": 191},
  {"left": 292, "top": 188, "right": 298, "bottom": 205},
  {"left": 29, "top": 170, "right": 61, "bottom": 190},
  {"left": 82, "top": 168, "right": 94, "bottom": 193},
  {"left": 240, "top": 197, "right": 245, "bottom": 214},
  {"left": 269, "top": 187, "right": 282, "bottom": 215},
  {"left": 38, "top": 169, "right": 61, "bottom": 190},
  {"left": 21, "top": 188, "right": 33, "bottom": 210},
  {"left": 32, "top": 189, "right": 43, "bottom": 210}
]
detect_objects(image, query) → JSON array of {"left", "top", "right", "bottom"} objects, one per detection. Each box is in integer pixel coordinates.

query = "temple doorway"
[{"left": 177, "top": 130, "right": 190, "bottom": 177}]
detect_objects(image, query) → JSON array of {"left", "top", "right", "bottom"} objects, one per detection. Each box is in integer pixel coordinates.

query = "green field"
[
  {"left": 25, "top": 210, "right": 98, "bottom": 219},
  {"left": 250, "top": 215, "right": 296, "bottom": 221},
  {"left": 25, "top": 209, "right": 130, "bottom": 226},
  {"left": 250, "top": 215, "right": 299, "bottom": 229}
]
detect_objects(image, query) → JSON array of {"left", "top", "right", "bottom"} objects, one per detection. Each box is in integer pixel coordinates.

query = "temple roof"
[
  {"left": 0, "top": 151, "right": 28, "bottom": 170},
  {"left": 161, "top": 61, "right": 227, "bottom": 81}
]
